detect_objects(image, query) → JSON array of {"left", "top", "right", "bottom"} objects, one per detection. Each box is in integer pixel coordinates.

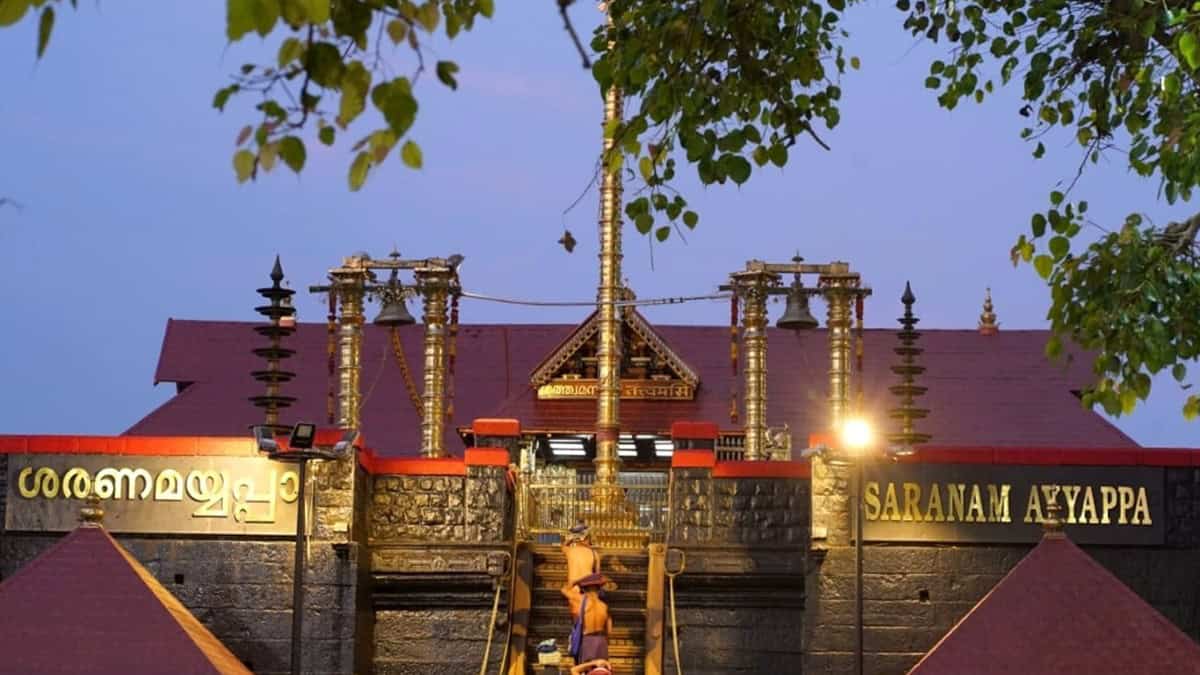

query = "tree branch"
[{"left": 557, "top": 0, "right": 591, "bottom": 69}]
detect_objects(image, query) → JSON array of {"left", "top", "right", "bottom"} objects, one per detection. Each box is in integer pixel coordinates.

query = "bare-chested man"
[
  {"left": 561, "top": 521, "right": 600, "bottom": 618},
  {"left": 570, "top": 573, "right": 612, "bottom": 667}
]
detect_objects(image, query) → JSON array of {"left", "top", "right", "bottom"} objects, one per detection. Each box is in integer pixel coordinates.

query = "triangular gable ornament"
[{"left": 529, "top": 308, "right": 699, "bottom": 400}]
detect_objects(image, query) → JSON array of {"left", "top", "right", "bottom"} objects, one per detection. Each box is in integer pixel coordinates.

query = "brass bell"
[
  {"left": 373, "top": 297, "right": 416, "bottom": 326},
  {"left": 373, "top": 268, "right": 417, "bottom": 326},
  {"left": 776, "top": 277, "right": 819, "bottom": 330}
]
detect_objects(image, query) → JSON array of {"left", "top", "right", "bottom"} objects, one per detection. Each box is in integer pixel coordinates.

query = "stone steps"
[{"left": 525, "top": 545, "right": 649, "bottom": 673}]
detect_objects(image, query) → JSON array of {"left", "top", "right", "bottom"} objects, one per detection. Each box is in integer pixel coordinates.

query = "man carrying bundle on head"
[
  {"left": 561, "top": 520, "right": 600, "bottom": 618},
  {"left": 567, "top": 573, "right": 612, "bottom": 670}
]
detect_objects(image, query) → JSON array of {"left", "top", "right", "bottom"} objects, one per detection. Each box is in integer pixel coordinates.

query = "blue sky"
[{"left": 0, "top": 2, "right": 1194, "bottom": 446}]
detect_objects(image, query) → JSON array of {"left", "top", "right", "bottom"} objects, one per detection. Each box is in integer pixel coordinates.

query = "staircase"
[{"left": 526, "top": 545, "right": 651, "bottom": 674}]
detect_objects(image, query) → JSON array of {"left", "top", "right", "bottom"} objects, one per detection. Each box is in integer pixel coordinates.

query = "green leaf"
[
  {"left": 278, "top": 37, "right": 304, "bottom": 67},
  {"left": 0, "top": 0, "right": 30, "bottom": 27},
  {"left": 306, "top": 42, "right": 345, "bottom": 87},
  {"left": 1184, "top": 396, "right": 1200, "bottom": 421},
  {"left": 400, "top": 140, "right": 423, "bottom": 169},
  {"left": 279, "top": 136, "right": 305, "bottom": 173},
  {"left": 436, "top": 60, "right": 459, "bottom": 90},
  {"left": 1031, "top": 213, "right": 1047, "bottom": 237},
  {"left": 375, "top": 81, "right": 418, "bottom": 135},
  {"left": 478, "top": 0, "right": 494, "bottom": 18},
  {"left": 1173, "top": 363, "right": 1188, "bottom": 382},
  {"left": 338, "top": 61, "right": 370, "bottom": 126},
  {"left": 1033, "top": 254, "right": 1054, "bottom": 279},
  {"left": 233, "top": 149, "right": 256, "bottom": 182},
  {"left": 1120, "top": 387, "right": 1138, "bottom": 415},
  {"left": 303, "top": 0, "right": 329, "bottom": 23},
  {"left": 682, "top": 210, "right": 699, "bottom": 229},
  {"left": 386, "top": 19, "right": 408, "bottom": 44},
  {"left": 35, "top": 5, "right": 52, "bottom": 59},
  {"left": 725, "top": 155, "right": 751, "bottom": 185},
  {"left": 418, "top": 2, "right": 439, "bottom": 31},
  {"left": 252, "top": 0, "right": 279, "bottom": 36},
  {"left": 1050, "top": 190, "right": 1064, "bottom": 206},
  {"left": 655, "top": 226, "right": 670, "bottom": 242},
  {"left": 212, "top": 84, "right": 239, "bottom": 111},
  {"left": 849, "top": 56, "right": 860, "bottom": 70},
  {"left": 638, "top": 156, "right": 654, "bottom": 181},
  {"left": 1048, "top": 236, "right": 1069, "bottom": 260},
  {"left": 1045, "top": 334, "right": 1062, "bottom": 359},
  {"left": 226, "top": 0, "right": 255, "bottom": 41},
  {"left": 634, "top": 213, "right": 653, "bottom": 234},
  {"left": 768, "top": 144, "right": 788, "bottom": 167},
  {"left": 319, "top": 125, "right": 335, "bottom": 146},
  {"left": 348, "top": 151, "right": 370, "bottom": 190},
  {"left": 1182, "top": 32, "right": 1200, "bottom": 70}
]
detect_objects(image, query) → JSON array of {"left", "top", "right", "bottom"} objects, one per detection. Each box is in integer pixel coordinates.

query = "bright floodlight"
[{"left": 840, "top": 418, "right": 874, "bottom": 451}]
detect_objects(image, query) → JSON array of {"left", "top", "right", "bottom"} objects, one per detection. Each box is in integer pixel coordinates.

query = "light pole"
[
  {"left": 254, "top": 424, "right": 357, "bottom": 675},
  {"left": 837, "top": 418, "right": 874, "bottom": 675}
]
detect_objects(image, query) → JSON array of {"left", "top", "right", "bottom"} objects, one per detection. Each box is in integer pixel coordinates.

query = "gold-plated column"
[
  {"left": 416, "top": 266, "right": 453, "bottom": 458},
  {"left": 332, "top": 261, "right": 368, "bottom": 430},
  {"left": 732, "top": 269, "right": 775, "bottom": 461},
  {"left": 821, "top": 263, "right": 856, "bottom": 432},
  {"left": 594, "top": 29, "right": 624, "bottom": 495}
]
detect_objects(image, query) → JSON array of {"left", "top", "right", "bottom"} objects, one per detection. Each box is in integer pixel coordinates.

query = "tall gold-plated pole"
[
  {"left": 821, "top": 263, "right": 856, "bottom": 432},
  {"left": 332, "top": 259, "right": 369, "bottom": 430},
  {"left": 594, "top": 13, "right": 624, "bottom": 496},
  {"left": 416, "top": 266, "right": 453, "bottom": 458},
  {"left": 731, "top": 269, "right": 775, "bottom": 461}
]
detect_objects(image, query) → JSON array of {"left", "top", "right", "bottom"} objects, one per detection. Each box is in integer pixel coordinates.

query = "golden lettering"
[
  {"left": 863, "top": 482, "right": 881, "bottom": 521},
  {"left": 36, "top": 468, "right": 59, "bottom": 498},
  {"left": 17, "top": 467, "right": 38, "bottom": 498},
  {"left": 947, "top": 484, "right": 966, "bottom": 523},
  {"left": 1039, "top": 485, "right": 1062, "bottom": 516},
  {"left": 93, "top": 468, "right": 153, "bottom": 500},
  {"left": 966, "top": 484, "right": 986, "bottom": 523},
  {"left": 925, "top": 483, "right": 945, "bottom": 522},
  {"left": 1079, "top": 487, "right": 1099, "bottom": 524},
  {"left": 881, "top": 483, "right": 901, "bottom": 521},
  {"left": 1132, "top": 487, "right": 1152, "bottom": 526},
  {"left": 902, "top": 482, "right": 922, "bottom": 522},
  {"left": 154, "top": 469, "right": 184, "bottom": 501},
  {"left": 233, "top": 471, "right": 277, "bottom": 524},
  {"left": 1100, "top": 486, "right": 1118, "bottom": 524},
  {"left": 187, "top": 470, "right": 229, "bottom": 518},
  {"left": 62, "top": 468, "right": 92, "bottom": 499},
  {"left": 1061, "top": 485, "right": 1081, "bottom": 524},
  {"left": 1023, "top": 486, "right": 1044, "bottom": 524},
  {"left": 279, "top": 470, "right": 300, "bottom": 503},
  {"left": 1117, "top": 486, "right": 1135, "bottom": 525},
  {"left": 987, "top": 484, "right": 1011, "bottom": 523}
]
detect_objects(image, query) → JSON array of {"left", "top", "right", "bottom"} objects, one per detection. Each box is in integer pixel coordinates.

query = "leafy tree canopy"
[{"left": 2, "top": 0, "right": 1197, "bottom": 420}]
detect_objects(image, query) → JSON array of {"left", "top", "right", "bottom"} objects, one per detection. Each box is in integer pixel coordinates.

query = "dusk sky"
[{"left": 1, "top": 2, "right": 1195, "bottom": 446}]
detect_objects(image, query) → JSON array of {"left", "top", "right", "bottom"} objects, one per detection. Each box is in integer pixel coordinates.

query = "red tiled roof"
[
  {"left": 126, "top": 319, "right": 1135, "bottom": 456},
  {"left": 0, "top": 526, "right": 251, "bottom": 675},
  {"left": 909, "top": 533, "right": 1200, "bottom": 675}
]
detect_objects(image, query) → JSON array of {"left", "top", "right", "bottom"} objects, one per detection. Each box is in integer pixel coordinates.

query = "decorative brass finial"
[
  {"left": 1043, "top": 498, "right": 1066, "bottom": 538},
  {"left": 888, "top": 281, "right": 932, "bottom": 451},
  {"left": 79, "top": 495, "right": 104, "bottom": 527},
  {"left": 250, "top": 255, "right": 298, "bottom": 435},
  {"left": 979, "top": 287, "right": 998, "bottom": 335}
]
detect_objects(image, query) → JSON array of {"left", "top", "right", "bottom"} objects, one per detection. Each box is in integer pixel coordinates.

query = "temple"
[{"left": 4, "top": 15, "right": 1200, "bottom": 675}]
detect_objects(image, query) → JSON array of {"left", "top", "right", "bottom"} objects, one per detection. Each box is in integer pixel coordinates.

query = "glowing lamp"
[{"left": 840, "top": 418, "right": 873, "bottom": 452}]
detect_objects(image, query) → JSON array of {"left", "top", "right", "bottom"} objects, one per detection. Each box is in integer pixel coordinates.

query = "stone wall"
[
  {"left": 803, "top": 464, "right": 1200, "bottom": 674},
  {"left": 370, "top": 466, "right": 510, "bottom": 544},
  {"left": 0, "top": 452, "right": 366, "bottom": 675},
  {"left": 368, "top": 465, "right": 513, "bottom": 674},
  {"left": 665, "top": 467, "right": 808, "bottom": 673}
]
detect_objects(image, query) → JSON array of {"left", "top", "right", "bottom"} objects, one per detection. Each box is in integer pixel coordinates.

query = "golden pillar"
[
  {"left": 416, "top": 265, "right": 454, "bottom": 458},
  {"left": 820, "top": 263, "right": 856, "bottom": 432},
  {"left": 331, "top": 259, "right": 369, "bottom": 430},
  {"left": 594, "top": 35, "right": 624, "bottom": 496},
  {"left": 731, "top": 268, "right": 777, "bottom": 461}
]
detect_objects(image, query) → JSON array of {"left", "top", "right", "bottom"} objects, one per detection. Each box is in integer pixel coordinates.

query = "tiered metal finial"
[
  {"left": 250, "top": 255, "right": 298, "bottom": 435},
  {"left": 979, "top": 287, "right": 998, "bottom": 335},
  {"left": 79, "top": 494, "right": 104, "bottom": 527},
  {"left": 888, "top": 282, "right": 931, "bottom": 451}
]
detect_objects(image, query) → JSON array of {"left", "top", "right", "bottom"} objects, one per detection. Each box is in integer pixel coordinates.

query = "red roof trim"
[
  {"left": 907, "top": 445, "right": 1200, "bottom": 466},
  {"left": 364, "top": 455, "right": 468, "bottom": 476},
  {"left": 464, "top": 447, "right": 510, "bottom": 467},
  {"left": 671, "top": 449, "right": 716, "bottom": 469},
  {"left": 670, "top": 421, "right": 720, "bottom": 440},
  {"left": 0, "top": 435, "right": 259, "bottom": 457},
  {"left": 472, "top": 418, "right": 521, "bottom": 437},
  {"left": 713, "top": 460, "right": 811, "bottom": 479}
]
